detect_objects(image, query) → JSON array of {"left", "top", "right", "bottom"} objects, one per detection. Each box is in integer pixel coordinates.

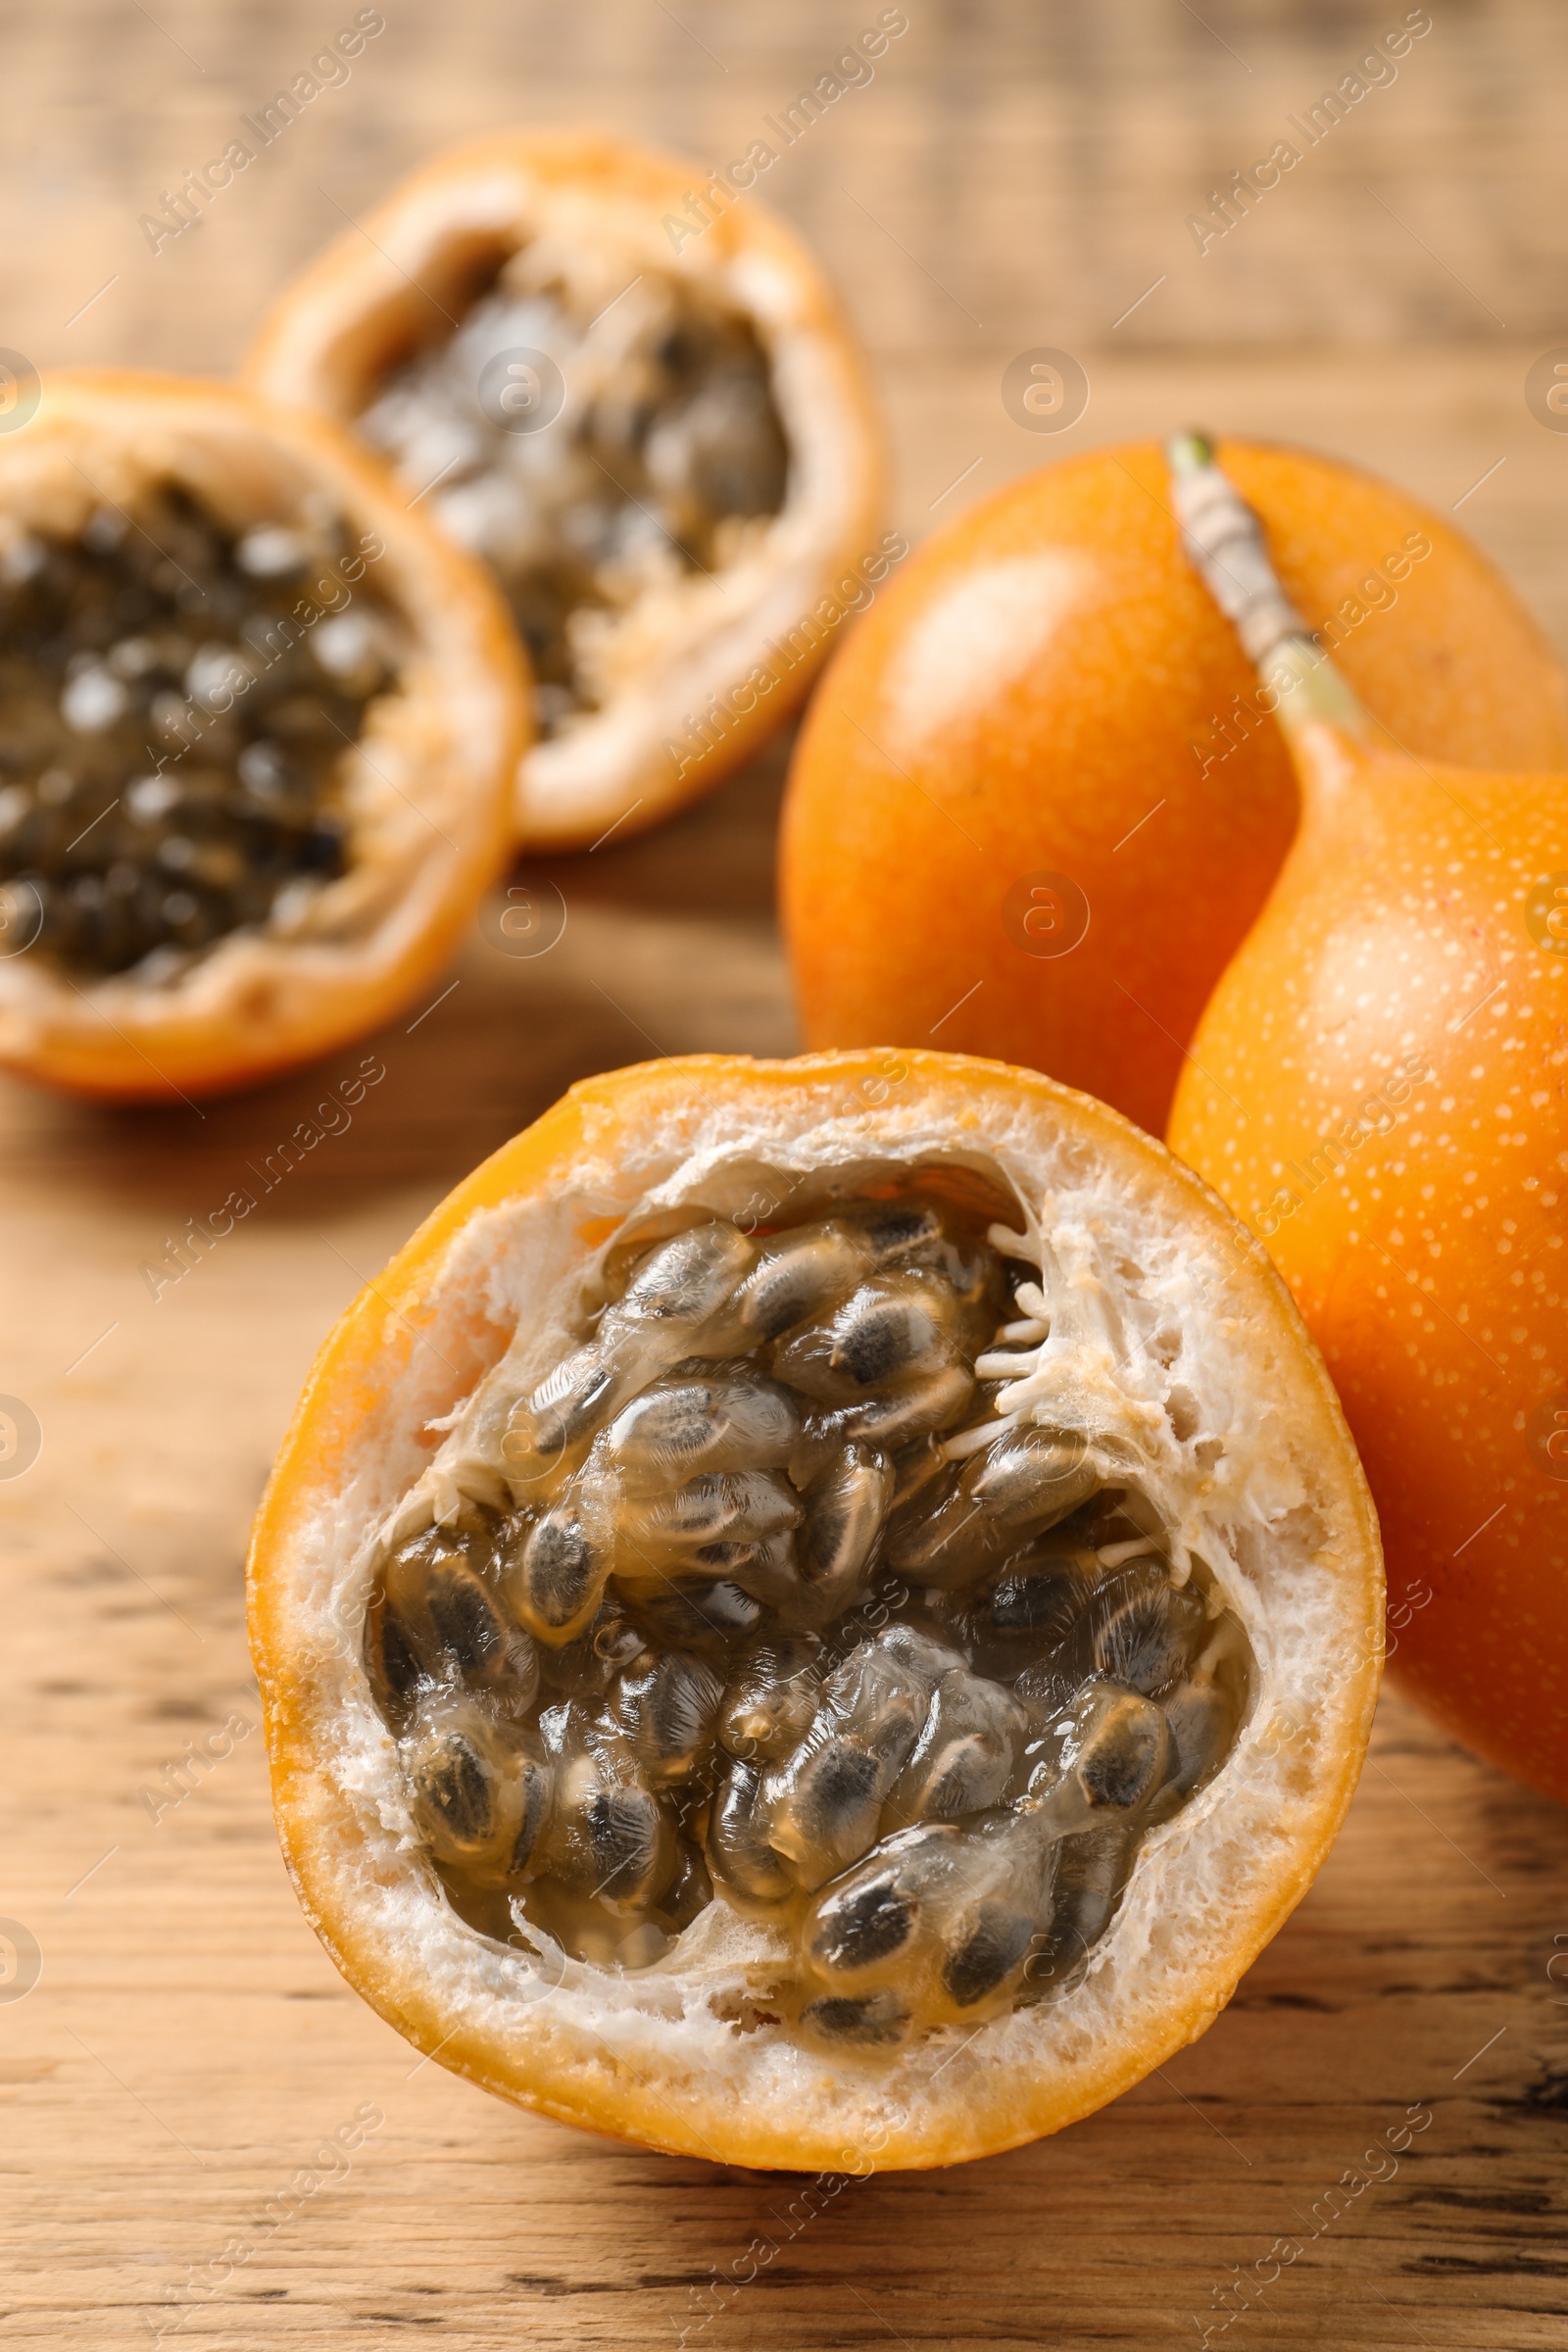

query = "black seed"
[
  {"left": 752, "top": 1541, "right": 813, "bottom": 1610},
  {"left": 615, "top": 1649, "right": 723, "bottom": 1784},
  {"left": 656, "top": 323, "right": 698, "bottom": 372},
  {"left": 1026, "top": 1827, "right": 1129, "bottom": 1991},
  {"left": 969, "top": 1431, "right": 1096, "bottom": 1527},
  {"left": 608, "top": 1371, "right": 799, "bottom": 1481},
  {"left": 734, "top": 1225, "right": 866, "bottom": 1341},
  {"left": 616, "top": 1222, "right": 753, "bottom": 1328},
  {"left": 801, "top": 1991, "right": 909, "bottom": 2047},
  {"left": 509, "top": 1759, "right": 553, "bottom": 1873},
  {"left": 834, "top": 1301, "right": 917, "bottom": 1388},
  {"left": 1080, "top": 1736, "right": 1154, "bottom": 1811},
  {"left": 792, "top": 1739, "right": 884, "bottom": 1846},
  {"left": 776, "top": 1275, "right": 956, "bottom": 1402},
  {"left": 367, "top": 1598, "right": 420, "bottom": 1721},
  {"left": 793, "top": 1444, "right": 892, "bottom": 1620},
  {"left": 416, "top": 1735, "right": 493, "bottom": 1844},
  {"left": 626, "top": 1579, "right": 762, "bottom": 1653},
  {"left": 1077, "top": 1690, "right": 1169, "bottom": 1811},
  {"left": 942, "top": 1905, "right": 1036, "bottom": 2008},
  {"left": 426, "top": 1561, "right": 507, "bottom": 1681},
  {"left": 693, "top": 1540, "right": 760, "bottom": 1572},
  {"left": 833, "top": 1364, "right": 974, "bottom": 1450},
  {"left": 606, "top": 1381, "right": 711, "bottom": 1470},
  {"left": 521, "top": 1515, "right": 601, "bottom": 1627},
  {"left": 882, "top": 1461, "right": 983, "bottom": 1582},
  {"left": 913, "top": 1731, "right": 1014, "bottom": 1821},
  {"left": 1092, "top": 1569, "right": 1206, "bottom": 1694},
  {"left": 811, "top": 1874, "right": 916, "bottom": 1972},
  {"left": 1163, "top": 1618, "right": 1251, "bottom": 1796},
  {"left": 526, "top": 1351, "right": 616, "bottom": 1454},
  {"left": 717, "top": 1639, "right": 821, "bottom": 1761},
  {"left": 708, "top": 1760, "right": 793, "bottom": 1899},
  {"left": 985, "top": 1562, "right": 1097, "bottom": 1642},
  {"left": 842, "top": 1200, "right": 946, "bottom": 1267},
  {"left": 582, "top": 1786, "right": 666, "bottom": 1904},
  {"left": 679, "top": 369, "right": 789, "bottom": 515},
  {"left": 628, "top": 1469, "right": 800, "bottom": 1553},
  {"left": 952, "top": 1560, "right": 1097, "bottom": 1693}
]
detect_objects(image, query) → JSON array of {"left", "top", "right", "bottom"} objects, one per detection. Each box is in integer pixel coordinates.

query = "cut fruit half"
[
  {"left": 248, "top": 1051, "right": 1382, "bottom": 2171},
  {"left": 245, "top": 130, "right": 888, "bottom": 852},
  {"left": 0, "top": 370, "right": 526, "bottom": 1101}
]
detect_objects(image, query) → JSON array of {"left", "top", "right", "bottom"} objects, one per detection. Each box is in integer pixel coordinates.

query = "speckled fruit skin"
[
  {"left": 780, "top": 439, "right": 1568, "bottom": 1140},
  {"left": 1168, "top": 721, "right": 1567, "bottom": 1802}
]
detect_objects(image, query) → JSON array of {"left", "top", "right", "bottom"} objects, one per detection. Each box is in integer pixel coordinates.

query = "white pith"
[{"left": 261, "top": 1068, "right": 1382, "bottom": 2170}]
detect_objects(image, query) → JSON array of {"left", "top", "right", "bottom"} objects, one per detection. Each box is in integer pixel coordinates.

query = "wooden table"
[{"left": 4, "top": 4, "right": 1567, "bottom": 2345}]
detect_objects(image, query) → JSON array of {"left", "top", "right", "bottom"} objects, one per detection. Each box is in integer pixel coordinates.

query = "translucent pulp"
[
  {"left": 365, "top": 1179, "right": 1255, "bottom": 2049},
  {"left": 359, "top": 260, "right": 788, "bottom": 734}
]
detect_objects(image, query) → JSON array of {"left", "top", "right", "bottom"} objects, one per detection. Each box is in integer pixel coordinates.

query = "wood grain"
[{"left": 3, "top": 3, "right": 1568, "bottom": 2346}]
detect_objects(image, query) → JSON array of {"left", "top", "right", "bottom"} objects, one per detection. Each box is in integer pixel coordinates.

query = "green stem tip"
[{"left": 1166, "top": 427, "right": 1215, "bottom": 475}]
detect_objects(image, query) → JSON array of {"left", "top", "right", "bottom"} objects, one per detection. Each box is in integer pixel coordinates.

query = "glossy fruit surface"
[
  {"left": 1165, "top": 447, "right": 1568, "bottom": 1801},
  {"left": 248, "top": 1049, "right": 1380, "bottom": 2170},
  {"left": 781, "top": 439, "right": 1568, "bottom": 1139}
]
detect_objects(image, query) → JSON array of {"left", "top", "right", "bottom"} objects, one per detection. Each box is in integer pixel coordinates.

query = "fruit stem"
[{"left": 1166, "top": 431, "right": 1372, "bottom": 749}]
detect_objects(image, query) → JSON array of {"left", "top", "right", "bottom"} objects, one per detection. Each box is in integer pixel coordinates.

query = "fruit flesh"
[
  {"left": 0, "top": 485, "right": 396, "bottom": 976},
  {"left": 1164, "top": 439, "right": 1568, "bottom": 1802},
  {"left": 365, "top": 1175, "right": 1256, "bottom": 2046},
  {"left": 359, "top": 259, "right": 788, "bottom": 736},
  {"left": 781, "top": 438, "right": 1568, "bottom": 1139}
]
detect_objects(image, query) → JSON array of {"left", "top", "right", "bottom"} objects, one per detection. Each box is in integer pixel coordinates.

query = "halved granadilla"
[
  {"left": 249, "top": 1052, "right": 1382, "bottom": 2171},
  {"left": 0, "top": 370, "right": 525, "bottom": 1100},
  {"left": 244, "top": 130, "right": 887, "bottom": 851}
]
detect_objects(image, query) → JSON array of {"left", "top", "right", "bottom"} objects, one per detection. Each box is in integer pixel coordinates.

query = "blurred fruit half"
[
  {"left": 248, "top": 129, "right": 888, "bottom": 852},
  {"left": 0, "top": 370, "right": 523, "bottom": 1100}
]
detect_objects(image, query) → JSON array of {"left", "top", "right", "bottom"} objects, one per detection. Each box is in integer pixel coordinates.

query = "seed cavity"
[
  {"left": 0, "top": 485, "right": 397, "bottom": 978},
  {"left": 358, "top": 263, "right": 789, "bottom": 738},
  {"left": 365, "top": 1181, "right": 1257, "bottom": 2042}
]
